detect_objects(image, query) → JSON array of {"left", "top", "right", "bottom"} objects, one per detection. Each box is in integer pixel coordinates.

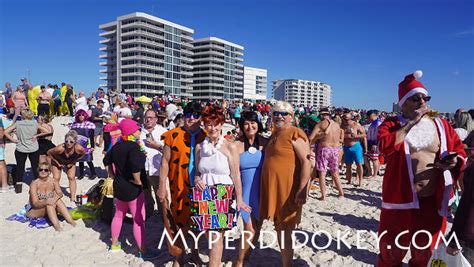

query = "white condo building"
[
  {"left": 272, "top": 79, "right": 332, "bottom": 108},
  {"left": 99, "top": 12, "right": 194, "bottom": 97},
  {"left": 192, "top": 37, "right": 244, "bottom": 100},
  {"left": 243, "top": 67, "right": 267, "bottom": 101}
]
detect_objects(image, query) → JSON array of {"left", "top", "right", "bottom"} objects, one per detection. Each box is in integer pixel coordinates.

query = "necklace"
[{"left": 202, "top": 136, "right": 224, "bottom": 156}]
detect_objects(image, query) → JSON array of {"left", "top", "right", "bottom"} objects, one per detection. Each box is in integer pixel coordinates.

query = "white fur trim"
[
  {"left": 398, "top": 87, "right": 428, "bottom": 107},
  {"left": 433, "top": 118, "right": 453, "bottom": 217},
  {"left": 406, "top": 118, "right": 436, "bottom": 151},
  {"left": 413, "top": 70, "right": 423, "bottom": 79},
  {"left": 381, "top": 201, "right": 419, "bottom": 209}
]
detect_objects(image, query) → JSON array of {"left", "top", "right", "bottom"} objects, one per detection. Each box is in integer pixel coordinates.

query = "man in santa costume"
[{"left": 377, "top": 70, "right": 466, "bottom": 266}]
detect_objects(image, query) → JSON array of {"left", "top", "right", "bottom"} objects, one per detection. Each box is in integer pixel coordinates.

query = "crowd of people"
[{"left": 0, "top": 71, "right": 473, "bottom": 265}]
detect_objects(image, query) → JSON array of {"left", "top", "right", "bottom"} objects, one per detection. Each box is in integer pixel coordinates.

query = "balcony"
[
  {"left": 121, "top": 22, "right": 164, "bottom": 33},
  {"left": 100, "top": 39, "right": 112, "bottom": 44},
  {"left": 99, "top": 69, "right": 108, "bottom": 73},
  {"left": 100, "top": 30, "right": 116, "bottom": 37},
  {"left": 122, "top": 80, "right": 165, "bottom": 86},
  {"left": 121, "top": 64, "right": 164, "bottom": 71},
  {"left": 193, "top": 50, "right": 223, "bottom": 57}
]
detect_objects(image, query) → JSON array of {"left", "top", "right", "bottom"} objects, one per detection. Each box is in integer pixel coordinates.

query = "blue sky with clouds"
[{"left": 1, "top": 0, "right": 473, "bottom": 112}]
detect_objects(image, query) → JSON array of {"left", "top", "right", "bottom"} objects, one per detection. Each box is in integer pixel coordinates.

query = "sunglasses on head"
[
  {"left": 39, "top": 168, "right": 49, "bottom": 172},
  {"left": 273, "top": 111, "right": 289, "bottom": 117},
  {"left": 410, "top": 95, "right": 431, "bottom": 103},
  {"left": 184, "top": 112, "right": 201, "bottom": 119}
]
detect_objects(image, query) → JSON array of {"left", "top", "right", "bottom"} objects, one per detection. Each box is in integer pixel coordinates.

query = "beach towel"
[{"left": 6, "top": 205, "right": 51, "bottom": 229}]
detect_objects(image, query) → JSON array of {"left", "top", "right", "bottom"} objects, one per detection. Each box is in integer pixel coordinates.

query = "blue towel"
[{"left": 6, "top": 204, "right": 72, "bottom": 229}]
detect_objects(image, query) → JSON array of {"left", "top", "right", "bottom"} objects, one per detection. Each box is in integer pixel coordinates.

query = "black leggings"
[
  {"left": 53, "top": 100, "right": 61, "bottom": 115},
  {"left": 79, "top": 161, "right": 96, "bottom": 176},
  {"left": 14, "top": 150, "right": 40, "bottom": 184},
  {"left": 37, "top": 103, "right": 50, "bottom": 116},
  {"left": 66, "top": 101, "right": 73, "bottom": 116}
]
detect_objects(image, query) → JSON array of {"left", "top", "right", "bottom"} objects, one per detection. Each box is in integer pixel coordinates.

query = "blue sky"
[{"left": 1, "top": 0, "right": 473, "bottom": 112}]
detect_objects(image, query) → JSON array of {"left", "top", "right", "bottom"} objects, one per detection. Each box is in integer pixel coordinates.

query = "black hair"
[
  {"left": 238, "top": 111, "right": 263, "bottom": 134},
  {"left": 184, "top": 101, "right": 203, "bottom": 114}
]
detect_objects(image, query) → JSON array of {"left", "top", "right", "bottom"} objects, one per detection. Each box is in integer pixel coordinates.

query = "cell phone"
[{"left": 442, "top": 153, "right": 458, "bottom": 161}]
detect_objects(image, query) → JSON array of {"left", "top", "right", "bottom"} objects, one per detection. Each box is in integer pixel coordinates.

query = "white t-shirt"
[
  {"left": 75, "top": 96, "right": 89, "bottom": 111},
  {"left": 46, "top": 88, "right": 55, "bottom": 98},
  {"left": 140, "top": 125, "right": 167, "bottom": 176}
]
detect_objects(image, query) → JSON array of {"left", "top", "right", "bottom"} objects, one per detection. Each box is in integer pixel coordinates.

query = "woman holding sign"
[
  {"left": 194, "top": 106, "right": 251, "bottom": 267},
  {"left": 235, "top": 111, "right": 267, "bottom": 267}
]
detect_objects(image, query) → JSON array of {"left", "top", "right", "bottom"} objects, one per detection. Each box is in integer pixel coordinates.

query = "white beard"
[
  {"left": 275, "top": 121, "right": 284, "bottom": 128},
  {"left": 406, "top": 118, "right": 437, "bottom": 151}
]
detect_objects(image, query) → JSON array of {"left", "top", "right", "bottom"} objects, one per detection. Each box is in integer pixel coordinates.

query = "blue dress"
[{"left": 240, "top": 150, "right": 263, "bottom": 223}]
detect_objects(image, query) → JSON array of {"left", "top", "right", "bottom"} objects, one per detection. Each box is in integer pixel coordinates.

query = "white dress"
[{"left": 198, "top": 137, "right": 233, "bottom": 186}]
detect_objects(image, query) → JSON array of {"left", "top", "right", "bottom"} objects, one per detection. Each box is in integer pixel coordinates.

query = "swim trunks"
[
  {"left": 343, "top": 142, "right": 363, "bottom": 164},
  {"left": 366, "top": 140, "right": 380, "bottom": 159},
  {"left": 316, "top": 146, "right": 340, "bottom": 173}
]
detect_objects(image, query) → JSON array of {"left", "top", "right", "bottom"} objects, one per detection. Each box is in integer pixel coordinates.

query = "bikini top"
[
  {"left": 58, "top": 145, "right": 82, "bottom": 164},
  {"left": 37, "top": 191, "right": 54, "bottom": 201}
]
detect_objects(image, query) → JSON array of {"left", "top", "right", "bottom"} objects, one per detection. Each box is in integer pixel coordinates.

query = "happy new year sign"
[{"left": 190, "top": 184, "right": 237, "bottom": 231}]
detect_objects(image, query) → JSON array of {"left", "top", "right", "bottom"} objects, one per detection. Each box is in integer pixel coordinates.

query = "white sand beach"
[{"left": 0, "top": 117, "right": 402, "bottom": 266}]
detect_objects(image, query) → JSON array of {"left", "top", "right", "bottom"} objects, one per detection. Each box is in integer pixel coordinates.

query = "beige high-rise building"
[
  {"left": 272, "top": 79, "right": 332, "bottom": 108},
  {"left": 99, "top": 12, "right": 194, "bottom": 97}
]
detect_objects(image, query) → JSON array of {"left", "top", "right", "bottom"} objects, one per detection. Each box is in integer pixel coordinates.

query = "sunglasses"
[
  {"left": 410, "top": 95, "right": 431, "bottom": 103},
  {"left": 184, "top": 112, "right": 201, "bottom": 119},
  {"left": 39, "top": 168, "right": 49, "bottom": 172},
  {"left": 273, "top": 111, "right": 289, "bottom": 117},
  {"left": 65, "top": 140, "right": 75, "bottom": 144}
]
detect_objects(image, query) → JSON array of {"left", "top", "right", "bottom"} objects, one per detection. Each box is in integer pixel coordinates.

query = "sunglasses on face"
[
  {"left": 273, "top": 111, "right": 289, "bottom": 117},
  {"left": 184, "top": 112, "right": 201, "bottom": 119},
  {"left": 410, "top": 95, "right": 431, "bottom": 103},
  {"left": 65, "top": 140, "right": 75, "bottom": 144},
  {"left": 39, "top": 168, "right": 49, "bottom": 172}
]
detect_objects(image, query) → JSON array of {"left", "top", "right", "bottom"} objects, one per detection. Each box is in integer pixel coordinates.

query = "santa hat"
[{"left": 398, "top": 70, "right": 428, "bottom": 106}]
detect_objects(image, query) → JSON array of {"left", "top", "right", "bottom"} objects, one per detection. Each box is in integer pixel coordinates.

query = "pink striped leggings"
[{"left": 111, "top": 192, "right": 146, "bottom": 248}]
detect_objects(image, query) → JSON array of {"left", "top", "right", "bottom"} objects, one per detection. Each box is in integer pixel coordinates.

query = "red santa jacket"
[{"left": 378, "top": 116, "right": 466, "bottom": 216}]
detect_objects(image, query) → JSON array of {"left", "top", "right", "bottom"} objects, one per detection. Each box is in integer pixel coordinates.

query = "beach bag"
[
  {"left": 85, "top": 179, "right": 105, "bottom": 205},
  {"left": 100, "top": 178, "right": 115, "bottom": 224},
  {"left": 428, "top": 243, "right": 471, "bottom": 267}
]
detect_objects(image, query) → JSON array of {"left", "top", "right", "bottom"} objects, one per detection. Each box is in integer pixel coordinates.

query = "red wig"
[{"left": 202, "top": 105, "right": 225, "bottom": 125}]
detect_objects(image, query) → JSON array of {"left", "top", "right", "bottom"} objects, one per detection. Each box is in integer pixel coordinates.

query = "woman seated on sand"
[
  {"left": 47, "top": 130, "right": 86, "bottom": 203},
  {"left": 27, "top": 162, "right": 76, "bottom": 231}
]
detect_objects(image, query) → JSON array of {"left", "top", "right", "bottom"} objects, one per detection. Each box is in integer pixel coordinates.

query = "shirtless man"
[
  {"left": 377, "top": 70, "right": 466, "bottom": 266},
  {"left": 341, "top": 111, "right": 366, "bottom": 186},
  {"left": 309, "top": 108, "right": 344, "bottom": 200}
]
